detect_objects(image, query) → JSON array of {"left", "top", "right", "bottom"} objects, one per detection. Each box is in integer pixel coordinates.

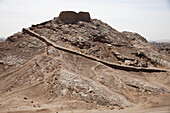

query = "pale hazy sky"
[{"left": 0, "top": 0, "right": 170, "bottom": 41}]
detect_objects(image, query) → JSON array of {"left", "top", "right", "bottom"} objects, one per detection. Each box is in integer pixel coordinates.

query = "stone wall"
[{"left": 59, "top": 11, "right": 91, "bottom": 24}]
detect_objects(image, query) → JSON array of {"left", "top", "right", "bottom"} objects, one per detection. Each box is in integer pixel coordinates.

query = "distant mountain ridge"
[
  {"left": 0, "top": 38, "right": 5, "bottom": 42},
  {"left": 150, "top": 39, "right": 170, "bottom": 43},
  {"left": 150, "top": 42, "right": 170, "bottom": 54}
]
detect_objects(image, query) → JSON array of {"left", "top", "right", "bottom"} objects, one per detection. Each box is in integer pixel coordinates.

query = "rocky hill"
[{"left": 0, "top": 11, "right": 170, "bottom": 113}]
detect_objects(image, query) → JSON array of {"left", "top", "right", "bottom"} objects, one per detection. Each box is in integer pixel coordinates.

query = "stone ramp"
[{"left": 22, "top": 28, "right": 168, "bottom": 73}]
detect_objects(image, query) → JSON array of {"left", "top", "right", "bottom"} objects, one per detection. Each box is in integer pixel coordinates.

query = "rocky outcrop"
[
  {"left": 59, "top": 11, "right": 91, "bottom": 24},
  {"left": 122, "top": 31, "right": 148, "bottom": 43},
  {"left": 123, "top": 31, "right": 170, "bottom": 69}
]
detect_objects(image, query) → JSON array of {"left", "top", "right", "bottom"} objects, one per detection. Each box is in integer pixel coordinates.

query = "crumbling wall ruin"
[{"left": 59, "top": 11, "right": 91, "bottom": 24}]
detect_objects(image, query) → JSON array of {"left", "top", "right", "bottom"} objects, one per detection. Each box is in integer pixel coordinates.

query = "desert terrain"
[{"left": 0, "top": 11, "right": 169, "bottom": 113}]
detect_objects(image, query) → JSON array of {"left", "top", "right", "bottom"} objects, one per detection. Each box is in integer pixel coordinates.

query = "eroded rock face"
[{"left": 59, "top": 11, "right": 91, "bottom": 24}]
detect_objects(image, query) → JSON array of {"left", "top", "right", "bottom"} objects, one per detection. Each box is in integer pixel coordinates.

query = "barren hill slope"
[{"left": 0, "top": 11, "right": 170, "bottom": 113}]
